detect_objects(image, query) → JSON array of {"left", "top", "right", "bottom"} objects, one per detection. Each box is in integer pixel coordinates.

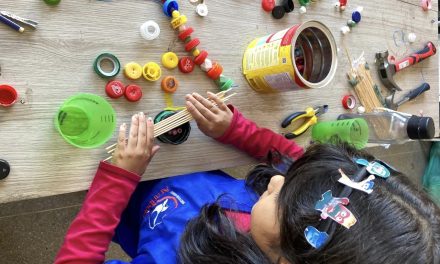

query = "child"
[{"left": 55, "top": 92, "right": 440, "bottom": 264}]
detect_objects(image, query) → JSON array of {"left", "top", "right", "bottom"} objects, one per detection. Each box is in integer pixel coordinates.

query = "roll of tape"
[
  {"left": 154, "top": 110, "right": 191, "bottom": 145},
  {"left": 94, "top": 53, "right": 121, "bottom": 78},
  {"left": 342, "top": 95, "right": 356, "bottom": 109},
  {"left": 140, "top": 21, "right": 161, "bottom": 40}
]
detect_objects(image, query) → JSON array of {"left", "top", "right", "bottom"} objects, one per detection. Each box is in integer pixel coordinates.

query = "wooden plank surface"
[{"left": 0, "top": 0, "right": 438, "bottom": 203}]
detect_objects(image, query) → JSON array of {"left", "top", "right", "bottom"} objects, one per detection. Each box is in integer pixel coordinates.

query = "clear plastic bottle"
[{"left": 338, "top": 110, "right": 435, "bottom": 144}]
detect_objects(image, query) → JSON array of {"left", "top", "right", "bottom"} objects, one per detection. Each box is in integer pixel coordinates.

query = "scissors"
[{"left": 281, "top": 105, "right": 329, "bottom": 139}]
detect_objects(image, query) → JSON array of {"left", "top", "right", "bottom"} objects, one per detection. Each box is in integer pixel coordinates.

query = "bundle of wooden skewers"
[
  {"left": 345, "top": 50, "right": 385, "bottom": 112},
  {"left": 104, "top": 90, "right": 236, "bottom": 161}
]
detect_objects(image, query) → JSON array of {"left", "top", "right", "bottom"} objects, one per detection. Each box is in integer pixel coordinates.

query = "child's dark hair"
[{"left": 179, "top": 143, "right": 440, "bottom": 263}]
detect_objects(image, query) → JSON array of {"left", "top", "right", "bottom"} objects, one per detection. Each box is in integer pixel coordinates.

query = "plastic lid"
[
  {"left": 407, "top": 115, "right": 435, "bottom": 140},
  {"left": 0, "top": 159, "right": 10, "bottom": 180}
]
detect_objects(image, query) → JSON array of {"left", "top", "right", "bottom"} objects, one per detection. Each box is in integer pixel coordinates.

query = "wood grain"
[{"left": 0, "top": 0, "right": 438, "bottom": 203}]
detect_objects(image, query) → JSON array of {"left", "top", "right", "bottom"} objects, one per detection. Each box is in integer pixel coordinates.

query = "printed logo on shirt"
[{"left": 143, "top": 186, "right": 185, "bottom": 230}]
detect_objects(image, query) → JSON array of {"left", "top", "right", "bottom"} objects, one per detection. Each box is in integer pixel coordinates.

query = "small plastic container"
[
  {"left": 0, "top": 84, "right": 18, "bottom": 107},
  {"left": 55, "top": 93, "right": 116, "bottom": 148}
]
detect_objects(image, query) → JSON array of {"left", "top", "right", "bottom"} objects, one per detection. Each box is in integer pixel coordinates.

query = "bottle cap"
[
  {"left": 407, "top": 115, "right": 435, "bottom": 140},
  {"left": 272, "top": 6, "right": 286, "bottom": 19},
  {"left": 281, "top": 0, "right": 294, "bottom": 12},
  {"left": 0, "top": 159, "right": 10, "bottom": 180}
]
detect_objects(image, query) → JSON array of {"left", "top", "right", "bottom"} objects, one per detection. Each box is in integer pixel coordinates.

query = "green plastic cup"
[
  {"left": 311, "top": 118, "right": 369, "bottom": 149},
  {"left": 55, "top": 93, "right": 116, "bottom": 148}
]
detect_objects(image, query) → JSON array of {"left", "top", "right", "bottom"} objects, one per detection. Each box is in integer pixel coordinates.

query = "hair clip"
[
  {"left": 338, "top": 169, "right": 375, "bottom": 194},
  {"left": 304, "top": 226, "right": 329, "bottom": 249},
  {"left": 355, "top": 159, "right": 390, "bottom": 178},
  {"left": 315, "top": 190, "right": 357, "bottom": 229}
]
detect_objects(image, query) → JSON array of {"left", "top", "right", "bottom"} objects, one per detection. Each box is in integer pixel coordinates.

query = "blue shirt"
[{"left": 106, "top": 170, "right": 259, "bottom": 264}]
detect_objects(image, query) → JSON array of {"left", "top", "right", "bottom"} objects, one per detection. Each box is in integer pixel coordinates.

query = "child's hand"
[
  {"left": 185, "top": 92, "right": 233, "bottom": 139},
  {"left": 112, "top": 112, "right": 160, "bottom": 176}
]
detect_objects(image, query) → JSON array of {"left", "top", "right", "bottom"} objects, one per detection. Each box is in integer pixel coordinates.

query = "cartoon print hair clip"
[
  {"left": 304, "top": 226, "right": 329, "bottom": 249},
  {"left": 338, "top": 169, "right": 375, "bottom": 194},
  {"left": 356, "top": 159, "right": 390, "bottom": 179},
  {"left": 315, "top": 190, "right": 357, "bottom": 229}
]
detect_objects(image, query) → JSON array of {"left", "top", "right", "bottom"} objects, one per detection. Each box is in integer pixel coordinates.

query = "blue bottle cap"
[
  {"left": 163, "top": 0, "right": 179, "bottom": 17},
  {"left": 352, "top": 11, "right": 362, "bottom": 23}
]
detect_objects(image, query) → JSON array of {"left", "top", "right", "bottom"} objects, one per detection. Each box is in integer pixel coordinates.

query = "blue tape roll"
[{"left": 163, "top": 0, "right": 179, "bottom": 17}]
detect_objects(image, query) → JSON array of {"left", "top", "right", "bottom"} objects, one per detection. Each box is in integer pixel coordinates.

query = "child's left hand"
[{"left": 112, "top": 112, "right": 160, "bottom": 176}]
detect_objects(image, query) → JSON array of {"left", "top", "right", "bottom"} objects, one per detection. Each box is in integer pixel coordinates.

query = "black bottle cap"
[
  {"left": 282, "top": 0, "right": 295, "bottom": 12},
  {"left": 272, "top": 6, "right": 286, "bottom": 19},
  {"left": 0, "top": 159, "right": 10, "bottom": 180},
  {"left": 407, "top": 115, "right": 435, "bottom": 140}
]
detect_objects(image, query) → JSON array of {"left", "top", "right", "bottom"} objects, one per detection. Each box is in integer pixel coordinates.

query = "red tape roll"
[{"left": 342, "top": 95, "right": 356, "bottom": 109}]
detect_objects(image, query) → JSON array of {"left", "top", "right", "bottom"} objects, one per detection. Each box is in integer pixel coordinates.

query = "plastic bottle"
[{"left": 338, "top": 110, "right": 435, "bottom": 144}]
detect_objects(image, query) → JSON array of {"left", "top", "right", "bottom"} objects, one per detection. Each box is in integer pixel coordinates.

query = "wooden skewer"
[{"left": 104, "top": 92, "right": 236, "bottom": 160}]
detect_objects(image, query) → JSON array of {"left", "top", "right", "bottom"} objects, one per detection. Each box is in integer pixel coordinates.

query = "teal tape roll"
[{"left": 94, "top": 53, "right": 121, "bottom": 79}]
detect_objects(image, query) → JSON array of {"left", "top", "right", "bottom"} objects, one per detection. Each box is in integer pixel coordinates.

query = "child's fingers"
[
  {"left": 207, "top": 92, "right": 228, "bottom": 112},
  {"left": 186, "top": 100, "right": 209, "bottom": 126},
  {"left": 193, "top": 93, "right": 219, "bottom": 114},
  {"left": 128, "top": 114, "right": 139, "bottom": 149},
  {"left": 146, "top": 117, "right": 154, "bottom": 150},
  {"left": 137, "top": 112, "right": 147, "bottom": 149},
  {"left": 117, "top": 123, "right": 127, "bottom": 151},
  {"left": 187, "top": 94, "right": 216, "bottom": 121}
]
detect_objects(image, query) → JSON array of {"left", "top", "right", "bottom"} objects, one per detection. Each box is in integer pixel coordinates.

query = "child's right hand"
[
  {"left": 112, "top": 112, "right": 160, "bottom": 176},
  {"left": 186, "top": 92, "right": 233, "bottom": 139}
]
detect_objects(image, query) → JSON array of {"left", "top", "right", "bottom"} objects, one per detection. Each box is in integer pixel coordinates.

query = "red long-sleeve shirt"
[{"left": 54, "top": 106, "right": 304, "bottom": 264}]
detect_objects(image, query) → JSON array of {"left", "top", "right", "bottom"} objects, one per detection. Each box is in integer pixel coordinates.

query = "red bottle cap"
[
  {"left": 0, "top": 84, "right": 18, "bottom": 107},
  {"left": 185, "top": 38, "right": 200, "bottom": 52},
  {"left": 178, "top": 57, "right": 195, "bottom": 73},
  {"left": 262, "top": 0, "right": 275, "bottom": 12},
  {"left": 194, "top": 50, "right": 208, "bottom": 65},
  {"left": 178, "top": 27, "right": 194, "bottom": 41},
  {"left": 124, "top": 84, "right": 143, "bottom": 102},
  {"left": 207, "top": 63, "right": 223, "bottom": 80},
  {"left": 105, "top": 80, "right": 125, "bottom": 99}
]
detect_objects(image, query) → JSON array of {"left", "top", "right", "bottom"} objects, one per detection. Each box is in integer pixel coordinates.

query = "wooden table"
[{"left": 0, "top": 0, "right": 438, "bottom": 203}]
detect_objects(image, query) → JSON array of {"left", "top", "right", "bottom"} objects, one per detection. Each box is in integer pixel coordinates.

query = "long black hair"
[{"left": 179, "top": 143, "right": 440, "bottom": 263}]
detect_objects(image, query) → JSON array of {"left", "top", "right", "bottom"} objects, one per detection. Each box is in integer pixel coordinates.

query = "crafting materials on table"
[
  {"left": 94, "top": 53, "right": 121, "bottom": 79},
  {"left": 154, "top": 110, "right": 191, "bottom": 144},
  {"left": 281, "top": 105, "right": 328, "bottom": 139},
  {"left": 160, "top": 0, "right": 234, "bottom": 91},
  {"left": 162, "top": 52, "right": 179, "bottom": 69},
  {"left": 243, "top": 20, "right": 337, "bottom": 92},
  {"left": 0, "top": 11, "right": 38, "bottom": 33},
  {"left": 0, "top": 84, "right": 18, "bottom": 107},
  {"left": 178, "top": 57, "right": 195, "bottom": 73},
  {"left": 124, "top": 62, "right": 143, "bottom": 80},
  {"left": 262, "top": 0, "right": 276, "bottom": 12},
  {"left": 105, "top": 80, "right": 125, "bottom": 99},
  {"left": 341, "top": 7, "right": 363, "bottom": 35},
  {"left": 55, "top": 93, "right": 116, "bottom": 149},
  {"left": 44, "top": 0, "right": 61, "bottom": 5},
  {"left": 338, "top": 110, "right": 435, "bottom": 144},
  {"left": 346, "top": 51, "right": 384, "bottom": 113},
  {"left": 142, "top": 62, "right": 162, "bottom": 81},
  {"left": 124, "top": 84, "right": 143, "bottom": 102},
  {"left": 375, "top": 41, "right": 437, "bottom": 92},
  {"left": 104, "top": 90, "right": 236, "bottom": 160},
  {"left": 342, "top": 95, "right": 356, "bottom": 110},
  {"left": 0, "top": 159, "right": 10, "bottom": 180},
  {"left": 335, "top": 0, "right": 348, "bottom": 11},
  {"left": 385, "top": 83, "right": 430, "bottom": 110},
  {"left": 140, "top": 20, "right": 161, "bottom": 40},
  {"left": 311, "top": 118, "right": 369, "bottom": 149},
  {"left": 161, "top": 76, "right": 179, "bottom": 93}
]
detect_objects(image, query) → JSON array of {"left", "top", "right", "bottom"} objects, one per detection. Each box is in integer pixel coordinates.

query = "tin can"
[{"left": 242, "top": 20, "right": 338, "bottom": 92}]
